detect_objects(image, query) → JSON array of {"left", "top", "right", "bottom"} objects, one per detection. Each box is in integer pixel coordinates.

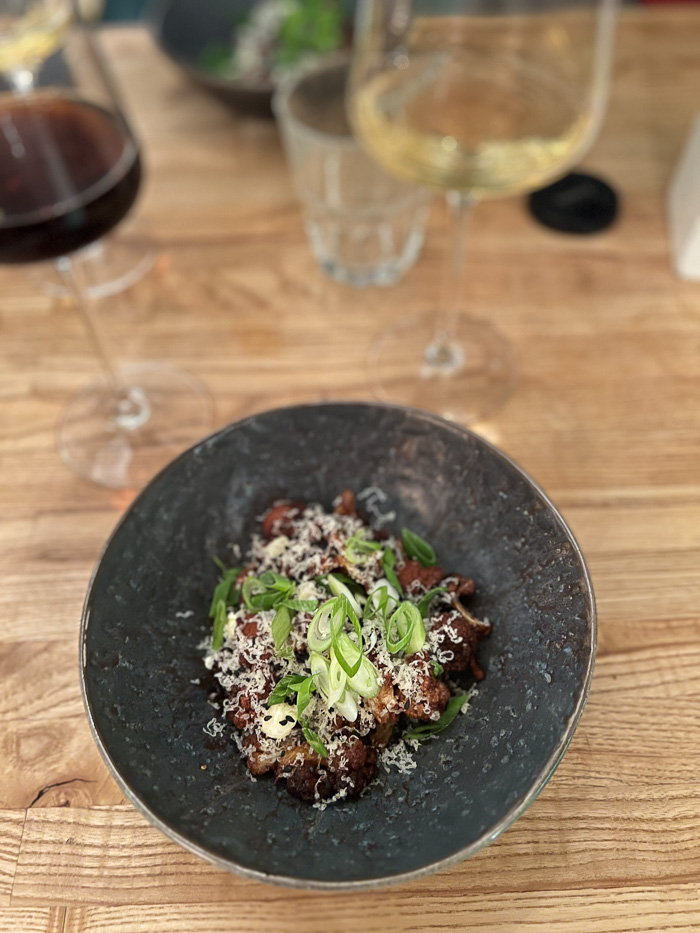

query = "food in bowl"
[
  {"left": 203, "top": 487, "right": 491, "bottom": 806},
  {"left": 200, "top": 0, "right": 349, "bottom": 87}
]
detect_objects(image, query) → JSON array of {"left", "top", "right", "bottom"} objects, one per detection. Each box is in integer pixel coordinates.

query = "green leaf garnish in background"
[
  {"left": 275, "top": 0, "right": 344, "bottom": 68},
  {"left": 402, "top": 528, "right": 437, "bottom": 567},
  {"left": 404, "top": 693, "right": 470, "bottom": 741}
]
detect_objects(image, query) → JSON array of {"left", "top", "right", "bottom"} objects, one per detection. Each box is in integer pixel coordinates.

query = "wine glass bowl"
[
  {"left": 0, "top": 5, "right": 212, "bottom": 488},
  {"left": 0, "top": 91, "right": 141, "bottom": 263},
  {"left": 0, "top": 0, "right": 71, "bottom": 90},
  {"left": 349, "top": 0, "right": 617, "bottom": 424}
]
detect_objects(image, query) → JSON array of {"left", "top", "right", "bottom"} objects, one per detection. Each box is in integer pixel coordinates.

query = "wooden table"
[{"left": 1, "top": 9, "right": 700, "bottom": 931}]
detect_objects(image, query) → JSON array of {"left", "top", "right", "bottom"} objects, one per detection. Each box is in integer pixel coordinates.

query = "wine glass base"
[
  {"left": 29, "top": 216, "right": 156, "bottom": 300},
  {"left": 368, "top": 312, "right": 517, "bottom": 424},
  {"left": 57, "top": 363, "right": 214, "bottom": 489}
]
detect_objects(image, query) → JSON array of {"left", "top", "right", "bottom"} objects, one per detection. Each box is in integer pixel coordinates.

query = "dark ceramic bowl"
[
  {"left": 150, "top": 0, "right": 274, "bottom": 116},
  {"left": 81, "top": 402, "right": 595, "bottom": 889},
  {"left": 150, "top": 0, "right": 353, "bottom": 118}
]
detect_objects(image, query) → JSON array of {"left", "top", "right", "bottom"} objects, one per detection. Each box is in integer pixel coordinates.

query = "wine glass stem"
[
  {"left": 57, "top": 257, "right": 150, "bottom": 430},
  {"left": 425, "top": 191, "right": 476, "bottom": 373}
]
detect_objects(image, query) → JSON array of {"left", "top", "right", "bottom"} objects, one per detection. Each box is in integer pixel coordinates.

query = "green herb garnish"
[
  {"left": 275, "top": 0, "right": 344, "bottom": 68},
  {"left": 271, "top": 605, "right": 293, "bottom": 657},
  {"left": 294, "top": 675, "right": 316, "bottom": 718},
  {"left": 301, "top": 720, "right": 329, "bottom": 758},
  {"left": 268, "top": 673, "right": 308, "bottom": 707},
  {"left": 402, "top": 528, "right": 437, "bottom": 567},
  {"left": 345, "top": 530, "right": 382, "bottom": 565},
  {"left": 416, "top": 586, "right": 449, "bottom": 619},
  {"left": 242, "top": 572, "right": 317, "bottom": 615},
  {"left": 208, "top": 558, "right": 242, "bottom": 618},
  {"left": 382, "top": 546, "right": 403, "bottom": 594},
  {"left": 404, "top": 693, "right": 470, "bottom": 741},
  {"left": 431, "top": 660, "right": 444, "bottom": 678},
  {"left": 211, "top": 598, "right": 228, "bottom": 651}
]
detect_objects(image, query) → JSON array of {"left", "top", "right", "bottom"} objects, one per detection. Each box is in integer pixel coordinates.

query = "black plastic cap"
[{"left": 528, "top": 172, "right": 618, "bottom": 235}]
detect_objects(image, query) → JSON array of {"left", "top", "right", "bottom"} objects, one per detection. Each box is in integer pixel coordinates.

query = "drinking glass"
[
  {"left": 274, "top": 55, "right": 429, "bottom": 288},
  {"left": 0, "top": 1, "right": 212, "bottom": 487},
  {"left": 349, "top": 0, "right": 617, "bottom": 423}
]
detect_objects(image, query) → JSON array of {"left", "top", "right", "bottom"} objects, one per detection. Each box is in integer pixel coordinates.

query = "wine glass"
[
  {"left": 0, "top": 2, "right": 212, "bottom": 488},
  {"left": 0, "top": 0, "right": 155, "bottom": 300},
  {"left": 349, "top": 0, "right": 617, "bottom": 423}
]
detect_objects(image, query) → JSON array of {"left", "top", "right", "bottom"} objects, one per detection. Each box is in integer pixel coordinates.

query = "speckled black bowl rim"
[{"left": 79, "top": 401, "right": 596, "bottom": 891}]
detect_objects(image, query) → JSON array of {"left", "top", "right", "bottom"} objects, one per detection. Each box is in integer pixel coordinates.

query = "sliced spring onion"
[
  {"left": 211, "top": 598, "right": 227, "bottom": 651},
  {"left": 407, "top": 613, "right": 426, "bottom": 655},
  {"left": 404, "top": 692, "right": 470, "bottom": 740},
  {"left": 328, "top": 651, "right": 347, "bottom": 705},
  {"left": 268, "top": 673, "right": 308, "bottom": 707},
  {"left": 402, "top": 528, "right": 437, "bottom": 567},
  {"left": 271, "top": 605, "right": 293, "bottom": 656},
  {"left": 385, "top": 601, "right": 421, "bottom": 654},
  {"left": 345, "top": 530, "right": 383, "bottom": 565},
  {"left": 308, "top": 597, "right": 344, "bottom": 651},
  {"left": 382, "top": 546, "right": 403, "bottom": 594},
  {"left": 348, "top": 658, "right": 380, "bottom": 699},
  {"left": 333, "top": 634, "right": 380, "bottom": 698},
  {"left": 327, "top": 573, "right": 363, "bottom": 618},
  {"left": 301, "top": 720, "right": 329, "bottom": 757},
  {"left": 333, "top": 689, "right": 359, "bottom": 722},
  {"left": 417, "top": 585, "right": 449, "bottom": 619},
  {"left": 367, "top": 579, "right": 399, "bottom": 620},
  {"left": 309, "top": 652, "right": 331, "bottom": 700},
  {"left": 329, "top": 599, "right": 363, "bottom": 677}
]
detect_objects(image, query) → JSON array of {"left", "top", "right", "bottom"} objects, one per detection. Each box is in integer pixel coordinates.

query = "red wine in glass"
[
  {"left": 0, "top": 17, "right": 211, "bottom": 489},
  {"left": 0, "top": 92, "right": 141, "bottom": 264}
]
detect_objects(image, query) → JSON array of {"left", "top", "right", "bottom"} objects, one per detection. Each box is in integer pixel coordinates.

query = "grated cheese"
[{"left": 201, "top": 491, "right": 484, "bottom": 802}]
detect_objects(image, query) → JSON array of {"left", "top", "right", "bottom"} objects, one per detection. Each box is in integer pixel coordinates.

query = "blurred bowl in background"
[{"left": 150, "top": 0, "right": 354, "bottom": 118}]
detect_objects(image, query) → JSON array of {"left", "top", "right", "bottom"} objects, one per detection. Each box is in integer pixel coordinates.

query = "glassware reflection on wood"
[
  {"left": 0, "top": 2, "right": 212, "bottom": 488},
  {"left": 349, "top": 0, "right": 617, "bottom": 423}
]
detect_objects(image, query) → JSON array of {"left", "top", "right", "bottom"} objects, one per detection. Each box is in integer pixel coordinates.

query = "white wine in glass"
[
  {"left": 0, "top": 0, "right": 71, "bottom": 89},
  {"left": 350, "top": 0, "right": 617, "bottom": 423}
]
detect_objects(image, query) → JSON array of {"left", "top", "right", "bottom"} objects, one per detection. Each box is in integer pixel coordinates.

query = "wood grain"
[
  {"left": 1, "top": 10, "right": 700, "bottom": 931},
  {"left": 9, "top": 651, "right": 700, "bottom": 905},
  {"left": 60, "top": 886, "right": 700, "bottom": 933},
  {"left": 0, "top": 812, "right": 25, "bottom": 907},
  {"left": 0, "top": 908, "right": 63, "bottom": 933}
]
